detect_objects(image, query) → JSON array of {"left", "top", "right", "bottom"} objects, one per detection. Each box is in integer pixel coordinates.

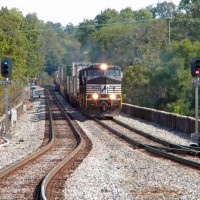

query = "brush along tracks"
[
  {"left": 95, "top": 118, "right": 200, "bottom": 170},
  {"left": 0, "top": 89, "right": 92, "bottom": 199}
]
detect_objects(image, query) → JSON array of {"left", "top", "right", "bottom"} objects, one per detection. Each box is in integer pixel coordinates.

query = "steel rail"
[
  {"left": 144, "top": 145, "right": 200, "bottom": 169},
  {"left": 0, "top": 94, "right": 54, "bottom": 179},
  {"left": 40, "top": 90, "right": 85, "bottom": 200},
  {"left": 112, "top": 118, "right": 200, "bottom": 155},
  {"left": 147, "top": 145, "right": 199, "bottom": 155},
  {"left": 95, "top": 118, "right": 200, "bottom": 170}
]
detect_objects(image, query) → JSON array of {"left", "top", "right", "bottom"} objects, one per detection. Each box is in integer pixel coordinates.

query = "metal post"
[
  {"left": 195, "top": 77, "right": 199, "bottom": 134},
  {"left": 168, "top": 18, "right": 171, "bottom": 44},
  {"left": 191, "top": 77, "right": 200, "bottom": 146},
  {"left": 5, "top": 78, "right": 9, "bottom": 134},
  {"left": 167, "top": 1, "right": 172, "bottom": 44}
]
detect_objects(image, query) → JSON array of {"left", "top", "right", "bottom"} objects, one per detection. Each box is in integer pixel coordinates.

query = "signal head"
[
  {"left": 1, "top": 58, "right": 12, "bottom": 78},
  {"left": 191, "top": 58, "right": 200, "bottom": 77}
]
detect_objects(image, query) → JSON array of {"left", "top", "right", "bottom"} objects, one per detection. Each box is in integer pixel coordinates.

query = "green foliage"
[
  {"left": 122, "top": 65, "right": 151, "bottom": 105},
  {"left": 0, "top": 8, "right": 43, "bottom": 82},
  {"left": 2, "top": 1, "right": 200, "bottom": 118},
  {"left": 39, "top": 21, "right": 81, "bottom": 75},
  {"left": 132, "top": 9, "right": 153, "bottom": 20},
  {"left": 171, "top": 0, "right": 200, "bottom": 42},
  {"left": 119, "top": 7, "right": 135, "bottom": 22},
  {"left": 0, "top": 8, "right": 44, "bottom": 115},
  {"left": 148, "top": 40, "right": 200, "bottom": 116},
  {"left": 88, "top": 19, "right": 167, "bottom": 67},
  {"left": 153, "top": 1, "right": 177, "bottom": 19},
  {"left": 76, "top": 7, "right": 156, "bottom": 63},
  {"left": 95, "top": 9, "right": 120, "bottom": 26},
  {"left": 179, "top": 0, "right": 198, "bottom": 15},
  {"left": 171, "top": 15, "right": 200, "bottom": 42},
  {"left": 76, "top": 19, "right": 96, "bottom": 47}
]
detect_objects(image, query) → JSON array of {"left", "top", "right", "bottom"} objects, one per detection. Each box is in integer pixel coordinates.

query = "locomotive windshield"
[
  {"left": 87, "top": 70, "right": 102, "bottom": 76},
  {"left": 87, "top": 69, "right": 120, "bottom": 76},
  {"left": 105, "top": 69, "right": 120, "bottom": 76}
]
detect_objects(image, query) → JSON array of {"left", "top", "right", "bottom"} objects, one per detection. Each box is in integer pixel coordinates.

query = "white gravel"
[
  {"left": 64, "top": 111, "right": 200, "bottom": 200},
  {"left": 1, "top": 91, "right": 200, "bottom": 199},
  {"left": 0, "top": 86, "right": 45, "bottom": 171},
  {"left": 116, "top": 112, "right": 192, "bottom": 146}
]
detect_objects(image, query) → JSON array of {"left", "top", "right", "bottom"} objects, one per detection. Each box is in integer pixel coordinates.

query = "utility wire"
[
  {"left": 0, "top": 18, "right": 168, "bottom": 34},
  {"left": 0, "top": 17, "right": 200, "bottom": 34},
  {"left": 0, "top": 17, "right": 199, "bottom": 35}
]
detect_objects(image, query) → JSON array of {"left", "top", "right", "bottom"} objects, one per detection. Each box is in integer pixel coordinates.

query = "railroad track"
[
  {"left": 0, "top": 89, "right": 92, "bottom": 199},
  {"left": 57, "top": 90, "right": 200, "bottom": 170},
  {"left": 94, "top": 118, "right": 200, "bottom": 170},
  {"left": 0, "top": 92, "right": 51, "bottom": 199},
  {"left": 40, "top": 90, "right": 92, "bottom": 199},
  {"left": 53, "top": 91, "right": 200, "bottom": 170}
]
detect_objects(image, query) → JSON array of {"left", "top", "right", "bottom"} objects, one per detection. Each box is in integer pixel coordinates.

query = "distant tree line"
[
  {"left": 0, "top": 0, "right": 199, "bottom": 116},
  {"left": 74, "top": 0, "right": 200, "bottom": 116}
]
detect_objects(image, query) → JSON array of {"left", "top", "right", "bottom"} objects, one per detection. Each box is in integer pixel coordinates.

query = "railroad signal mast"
[
  {"left": 0, "top": 58, "right": 12, "bottom": 134},
  {"left": 191, "top": 57, "right": 200, "bottom": 146}
]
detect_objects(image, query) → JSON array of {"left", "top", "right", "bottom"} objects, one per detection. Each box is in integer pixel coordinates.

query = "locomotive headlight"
[
  {"left": 109, "top": 93, "right": 116, "bottom": 100},
  {"left": 100, "top": 63, "right": 108, "bottom": 70},
  {"left": 92, "top": 93, "right": 99, "bottom": 100}
]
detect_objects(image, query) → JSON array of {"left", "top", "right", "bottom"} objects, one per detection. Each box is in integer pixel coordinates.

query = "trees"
[
  {"left": 0, "top": 8, "right": 44, "bottom": 115},
  {"left": 1, "top": 1, "right": 200, "bottom": 116},
  {"left": 77, "top": 7, "right": 163, "bottom": 66},
  {"left": 122, "top": 65, "right": 151, "bottom": 105},
  {"left": 171, "top": 0, "right": 200, "bottom": 42},
  {"left": 39, "top": 21, "right": 81, "bottom": 75},
  {"left": 148, "top": 40, "right": 200, "bottom": 115},
  {"left": 39, "top": 22, "right": 63, "bottom": 74},
  {"left": 151, "top": 1, "right": 177, "bottom": 19},
  {"left": 0, "top": 8, "right": 43, "bottom": 82},
  {"left": 77, "top": 2, "right": 200, "bottom": 116},
  {"left": 179, "top": 0, "right": 198, "bottom": 15},
  {"left": 88, "top": 18, "right": 167, "bottom": 67},
  {"left": 94, "top": 9, "right": 119, "bottom": 26}
]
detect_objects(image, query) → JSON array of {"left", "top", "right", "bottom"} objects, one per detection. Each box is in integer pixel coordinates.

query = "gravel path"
[{"left": 1, "top": 91, "right": 200, "bottom": 199}]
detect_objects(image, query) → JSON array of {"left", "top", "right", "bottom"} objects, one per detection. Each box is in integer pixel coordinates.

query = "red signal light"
[{"left": 195, "top": 70, "right": 200, "bottom": 75}]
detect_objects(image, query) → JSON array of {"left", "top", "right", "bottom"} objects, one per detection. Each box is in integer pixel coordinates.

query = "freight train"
[{"left": 54, "top": 62, "right": 123, "bottom": 118}]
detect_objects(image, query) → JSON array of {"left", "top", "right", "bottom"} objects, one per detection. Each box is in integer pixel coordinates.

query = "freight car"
[{"left": 54, "top": 62, "right": 123, "bottom": 118}]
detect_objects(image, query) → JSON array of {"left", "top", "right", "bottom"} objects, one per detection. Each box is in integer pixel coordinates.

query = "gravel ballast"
[
  {"left": 64, "top": 111, "right": 200, "bottom": 200},
  {"left": 0, "top": 92, "right": 200, "bottom": 199},
  {"left": 0, "top": 87, "right": 45, "bottom": 171}
]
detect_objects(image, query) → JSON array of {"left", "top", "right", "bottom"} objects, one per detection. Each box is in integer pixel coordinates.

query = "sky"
[{"left": 1, "top": 0, "right": 181, "bottom": 26}]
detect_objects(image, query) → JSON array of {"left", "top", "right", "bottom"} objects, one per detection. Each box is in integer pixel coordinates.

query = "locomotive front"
[{"left": 79, "top": 63, "right": 122, "bottom": 118}]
